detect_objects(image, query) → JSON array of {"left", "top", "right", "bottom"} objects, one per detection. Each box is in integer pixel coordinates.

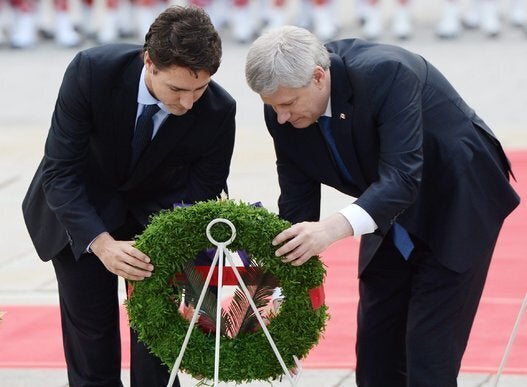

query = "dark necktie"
[
  {"left": 129, "top": 104, "right": 160, "bottom": 173},
  {"left": 318, "top": 116, "right": 354, "bottom": 183},
  {"left": 317, "top": 116, "right": 414, "bottom": 260}
]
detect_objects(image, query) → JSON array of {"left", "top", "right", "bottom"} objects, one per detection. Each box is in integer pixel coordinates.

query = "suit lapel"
[
  {"left": 329, "top": 54, "right": 368, "bottom": 190},
  {"left": 112, "top": 55, "right": 143, "bottom": 182}
]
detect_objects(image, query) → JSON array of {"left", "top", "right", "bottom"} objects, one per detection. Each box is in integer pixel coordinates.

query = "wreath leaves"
[{"left": 126, "top": 199, "right": 329, "bottom": 384}]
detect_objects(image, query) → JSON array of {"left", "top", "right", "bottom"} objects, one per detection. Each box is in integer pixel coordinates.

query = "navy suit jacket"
[
  {"left": 264, "top": 39, "right": 519, "bottom": 274},
  {"left": 22, "top": 44, "right": 236, "bottom": 261}
]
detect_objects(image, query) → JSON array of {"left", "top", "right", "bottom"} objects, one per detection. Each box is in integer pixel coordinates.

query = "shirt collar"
[
  {"left": 137, "top": 67, "right": 170, "bottom": 114},
  {"left": 322, "top": 97, "right": 332, "bottom": 118}
]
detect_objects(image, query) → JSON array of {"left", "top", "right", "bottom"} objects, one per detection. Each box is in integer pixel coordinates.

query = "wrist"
[
  {"left": 323, "top": 213, "right": 354, "bottom": 241},
  {"left": 90, "top": 232, "right": 112, "bottom": 255}
]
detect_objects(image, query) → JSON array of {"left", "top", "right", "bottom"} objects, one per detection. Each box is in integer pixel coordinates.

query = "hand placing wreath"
[{"left": 126, "top": 199, "right": 329, "bottom": 384}]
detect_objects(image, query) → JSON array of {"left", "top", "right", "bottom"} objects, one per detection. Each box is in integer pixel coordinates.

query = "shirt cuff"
[
  {"left": 86, "top": 238, "right": 95, "bottom": 254},
  {"left": 338, "top": 203, "right": 378, "bottom": 237},
  {"left": 86, "top": 232, "right": 106, "bottom": 254}
]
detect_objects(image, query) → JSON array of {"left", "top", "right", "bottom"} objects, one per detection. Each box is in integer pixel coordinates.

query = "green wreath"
[{"left": 126, "top": 199, "right": 329, "bottom": 384}]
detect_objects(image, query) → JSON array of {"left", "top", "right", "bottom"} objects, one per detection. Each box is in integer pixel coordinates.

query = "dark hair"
[{"left": 143, "top": 6, "right": 222, "bottom": 75}]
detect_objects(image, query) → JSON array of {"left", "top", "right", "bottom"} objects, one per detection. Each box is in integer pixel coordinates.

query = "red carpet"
[{"left": 1, "top": 151, "right": 526, "bottom": 373}]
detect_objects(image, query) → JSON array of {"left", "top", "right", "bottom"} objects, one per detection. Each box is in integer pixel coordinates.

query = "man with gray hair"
[{"left": 245, "top": 26, "right": 519, "bottom": 386}]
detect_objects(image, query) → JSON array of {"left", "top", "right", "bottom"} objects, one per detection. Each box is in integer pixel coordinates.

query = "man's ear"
[
  {"left": 144, "top": 51, "right": 158, "bottom": 75},
  {"left": 313, "top": 66, "right": 326, "bottom": 87},
  {"left": 144, "top": 51, "right": 153, "bottom": 69}
]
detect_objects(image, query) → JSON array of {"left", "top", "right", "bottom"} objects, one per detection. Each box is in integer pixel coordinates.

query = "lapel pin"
[{"left": 340, "top": 113, "right": 346, "bottom": 119}]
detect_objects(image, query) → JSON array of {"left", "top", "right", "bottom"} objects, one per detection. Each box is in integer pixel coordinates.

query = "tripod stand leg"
[{"left": 492, "top": 293, "right": 527, "bottom": 387}]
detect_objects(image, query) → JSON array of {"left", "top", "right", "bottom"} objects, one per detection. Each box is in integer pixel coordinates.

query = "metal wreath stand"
[
  {"left": 166, "top": 218, "right": 302, "bottom": 387},
  {"left": 491, "top": 293, "right": 527, "bottom": 387}
]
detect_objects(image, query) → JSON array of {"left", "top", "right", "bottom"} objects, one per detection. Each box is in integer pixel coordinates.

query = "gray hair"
[{"left": 245, "top": 26, "right": 330, "bottom": 96}]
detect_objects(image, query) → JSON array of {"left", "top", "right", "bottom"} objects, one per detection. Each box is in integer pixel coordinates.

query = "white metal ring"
[{"left": 205, "top": 218, "right": 236, "bottom": 246}]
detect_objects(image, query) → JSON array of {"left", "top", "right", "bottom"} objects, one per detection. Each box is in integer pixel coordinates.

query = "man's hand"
[
  {"left": 272, "top": 213, "right": 353, "bottom": 266},
  {"left": 90, "top": 232, "right": 154, "bottom": 281}
]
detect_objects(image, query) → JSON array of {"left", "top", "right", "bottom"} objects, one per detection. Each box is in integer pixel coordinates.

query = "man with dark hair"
[
  {"left": 22, "top": 6, "right": 236, "bottom": 386},
  {"left": 245, "top": 26, "right": 519, "bottom": 386}
]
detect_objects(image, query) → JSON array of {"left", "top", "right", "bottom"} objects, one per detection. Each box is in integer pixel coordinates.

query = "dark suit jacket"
[
  {"left": 264, "top": 39, "right": 519, "bottom": 274},
  {"left": 22, "top": 44, "right": 236, "bottom": 261}
]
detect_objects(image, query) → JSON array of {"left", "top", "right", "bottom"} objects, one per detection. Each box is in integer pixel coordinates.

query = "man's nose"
[
  {"left": 276, "top": 111, "right": 291, "bottom": 125},
  {"left": 180, "top": 93, "right": 194, "bottom": 110}
]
